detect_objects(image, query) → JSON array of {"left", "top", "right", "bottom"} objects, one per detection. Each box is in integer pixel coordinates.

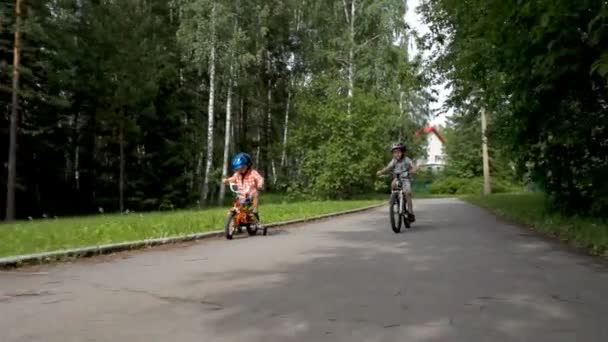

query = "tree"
[
  {"left": 219, "top": 0, "right": 241, "bottom": 205},
  {"left": 0, "top": 0, "right": 430, "bottom": 218},
  {"left": 421, "top": 0, "right": 608, "bottom": 215},
  {"left": 5, "top": 0, "right": 23, "bottom": 221},
  {"left": 344, "top": 0, "right": 356, "bottom": 115}
]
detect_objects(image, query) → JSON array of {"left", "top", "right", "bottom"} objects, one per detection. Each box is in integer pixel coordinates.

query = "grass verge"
[
  {"left": 0, "top": 199, "right": 381, "bottom": 258},
  {"left": 463, "top": 193, "right": 608, "bottom": 256}
]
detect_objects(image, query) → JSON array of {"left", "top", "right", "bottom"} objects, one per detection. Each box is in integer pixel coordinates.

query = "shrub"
[{"left": 429, "top": 176, "right": 521, "bottom": 195}]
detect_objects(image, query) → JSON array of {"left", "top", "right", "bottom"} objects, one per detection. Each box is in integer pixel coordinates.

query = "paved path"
[{"left": 1, "top": 198, "right": 608, "bottom": 341}]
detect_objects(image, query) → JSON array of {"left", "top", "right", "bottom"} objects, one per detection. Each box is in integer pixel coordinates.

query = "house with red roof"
[{"left": 416, "top": 126, "right": 447, "bottom": 171}]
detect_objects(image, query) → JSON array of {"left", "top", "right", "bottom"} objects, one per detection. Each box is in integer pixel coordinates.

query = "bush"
[
  {"left": 429, "top": 176, "right": 521, "bottom": 195},
  {"left": 291, "top": 79, "right": 425, "bottom": 199},
  {"left": 430, "top": 177, "right": 478, "bottom": 195}
]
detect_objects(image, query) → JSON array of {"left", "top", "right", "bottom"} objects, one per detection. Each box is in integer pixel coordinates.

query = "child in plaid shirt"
[{"left": 222, "top": 153, "right": 265, "bottom": 221}]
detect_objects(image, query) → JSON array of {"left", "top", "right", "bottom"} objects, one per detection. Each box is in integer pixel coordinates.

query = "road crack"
[{"left": 93, "top": 284, "right": 224, "bottom": 311}]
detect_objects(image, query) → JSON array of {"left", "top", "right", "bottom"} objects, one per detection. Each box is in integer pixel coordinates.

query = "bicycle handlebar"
[{"left": 229, "top": 183, "right": 250, "bottom": 195}]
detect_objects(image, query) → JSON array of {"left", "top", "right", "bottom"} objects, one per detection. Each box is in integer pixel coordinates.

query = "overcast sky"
[{"left": 404, "top": 0, "right": 451, "bottom": 127}]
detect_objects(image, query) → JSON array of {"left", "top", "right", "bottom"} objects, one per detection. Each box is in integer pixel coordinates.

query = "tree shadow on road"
[{"left": 176, "top": 211, "right": 607, "bottom": 342}]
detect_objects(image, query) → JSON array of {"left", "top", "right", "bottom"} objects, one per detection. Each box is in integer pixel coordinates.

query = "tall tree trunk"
[
  {"left": 5, "top": 0, "right": 23, "bottom": 221},
  {"left": 280, "top": 91, "right": 290, "bottom": 168},
  {"left": 91, "top": 112, "right": 98, "bottom": 209},
  {"left": 201, "top": 3, "right": 217, "bottom": 206},
  {"left": 75, "top": 145, "right": 80, "bottom": 192},
  {"left": 271, "top": 160, "right": 277, "bottom": 185},
  {"left": 398, "top": 85, "right": 404, "bottom": 141},
  {"left": 119, "top": 121, "right": 125, "bottom": 212},
  {"left": 219, "top": 2, "right": 239, "bottom": 205},
  {"left": 481, "top": 107, "right": 492, "bottom": 195},
  {"left": 266, "top": 78, "right": 274, "bottom": 182},
  {"left": 346, "top": 0, "right": 356, "bottom": 116},
  {"left": 219, "top": 71, "right": 233, "bottom": 204},
  {"left": 240, "top": 98, "right": 247, "bottom": 152},
  {"left": 73, "top": 111, "right": 80, "bottom": 192},
  {"left": 267, "top": 79, "right": 272, "bottom": 145},
  {"left": 255, "top": 127, "right": 261, "bottom": 166},
  {"left": 237, "top": 97, "right": 243, "bottom": 151},
  {"left": 231, "top": 97, "right": 236, "bottom": 154}
]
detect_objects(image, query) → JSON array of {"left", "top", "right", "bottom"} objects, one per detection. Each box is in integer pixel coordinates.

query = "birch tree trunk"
[
  {"left": 200, "top": 2, "right": 217, "bottom": 206},
  {"left": 220, "top": 1, "right": 239, "bottom": 204},
  {"left": 266, "top": 77, "right": 276, "bottom": 183},
  {"left": 255, "top": 127, "right": 261, "bottom": 166},
  {"left": 5, "top": 0, "right": 23, "bottom": 221},
  {"left": 239, "top": 97, "right": 245, "bottom": 150},
  {"left": 280, "top": 91, "right": 290, "bottom": 168},
  {"left": 347, "top": 0, "right": 356, "bottom": 116},
  {"left": 481, "top": 107, "right": 492, "bottom": 195},
  {"left": 218, "top": 70, "right": 233, "bottom": 204},
  {"left": 398, "top": 85, "right": 404, "bottom": 141},
  {"left": 72, "top": 110, "right": 81, "bottom": 192}
]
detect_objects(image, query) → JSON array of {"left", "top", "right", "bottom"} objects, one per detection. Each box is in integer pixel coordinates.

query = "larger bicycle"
[{"left": 388, "top": 172, "right": 413, "bottom": 233}]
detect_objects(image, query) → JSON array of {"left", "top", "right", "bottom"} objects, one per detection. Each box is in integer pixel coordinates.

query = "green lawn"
[
  {"left": 0, "top": 199, "right": 381, "bottom": 258},
  {"left": 464, "top": 193, "right": 608, "bottom": 256}
]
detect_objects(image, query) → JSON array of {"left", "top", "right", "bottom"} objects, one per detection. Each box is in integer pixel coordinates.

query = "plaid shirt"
[{"left": 227, "top": 169, "right": 264, "bottom": 198}]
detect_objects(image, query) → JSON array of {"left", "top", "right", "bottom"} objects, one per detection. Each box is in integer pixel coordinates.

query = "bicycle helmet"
[
  {"left": 390, "top": 142, "right": 406, "bottom": 152},
  {"left": 232, "top": 152, "right": 252, "bottom": 171}
]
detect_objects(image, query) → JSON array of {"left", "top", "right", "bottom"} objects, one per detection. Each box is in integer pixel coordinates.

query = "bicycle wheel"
[
  {"left": 403, "top": 214, "right": 411, "bottom": 229},
  {"left": 389, "top": 192, "right": 402, "bottom": 233},
  {"left": 224, "top": 212, "right": 237, "bottom": 240},
  {"left": 246, "top": 224, "right": 258, "bottom": 236}
]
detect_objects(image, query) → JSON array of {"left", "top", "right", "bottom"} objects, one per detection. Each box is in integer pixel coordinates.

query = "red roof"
[{"left": 416, "top": 126, "right": 446, "bottom": 144}]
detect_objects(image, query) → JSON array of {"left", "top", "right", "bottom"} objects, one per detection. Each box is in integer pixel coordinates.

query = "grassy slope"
[
  {"left": 464, "top": 193, "right": 608, "bottom": 256},
  {"left": 0, "top": 199, "right": 381, "bottom": 258}
]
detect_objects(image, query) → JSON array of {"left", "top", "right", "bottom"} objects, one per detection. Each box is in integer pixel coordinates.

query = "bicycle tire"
[
  {"left": 389, "top": 192, "right": 402, "bottom": 233},
  {"left": 224, "top": 212, "right": 237, "bottom": 240}
]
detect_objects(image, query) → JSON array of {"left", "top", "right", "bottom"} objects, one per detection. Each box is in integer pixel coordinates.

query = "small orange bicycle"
[{"left": 224, "top": 183, "right": 267, "bottom": 240}]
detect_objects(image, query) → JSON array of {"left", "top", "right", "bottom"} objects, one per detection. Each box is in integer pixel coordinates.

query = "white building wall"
[
  {"left": 427, "top": 133, "right": 445, "bottom": 165},
  {"left": 416, "top": 132, "right": 446, "bottom": 170}
]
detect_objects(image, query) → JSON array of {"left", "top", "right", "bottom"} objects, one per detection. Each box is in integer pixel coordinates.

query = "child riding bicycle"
[
  {"left": 376, "top": 142, "right": 416, "bottom": 222},
  {"left": 222, "top": 153, "right": 265, "bottom": 224}
]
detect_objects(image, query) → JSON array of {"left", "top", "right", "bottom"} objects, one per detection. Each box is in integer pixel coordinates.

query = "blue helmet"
[{"left": 232, "top": 152, "right": 252, "bottom": 171}]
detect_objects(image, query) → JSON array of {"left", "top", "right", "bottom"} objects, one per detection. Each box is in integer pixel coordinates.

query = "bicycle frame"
[
  {"left": 391, "top": 173, "right": 409, "bottom": 216},
  {"left": 392, "top": 183, "right": 406, "bottom": 215},
  {"left": 229, "top": 183, "right": 254, "bottom": 227}
]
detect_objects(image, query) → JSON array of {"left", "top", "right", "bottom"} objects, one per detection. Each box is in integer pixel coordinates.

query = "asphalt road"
[{"left": 2, "top": 198, "right": 608, "bottom": 342}]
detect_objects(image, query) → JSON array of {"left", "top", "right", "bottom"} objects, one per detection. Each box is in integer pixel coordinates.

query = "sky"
[{"left": 404, "top": 0, "right": 451, "bottom": 127}]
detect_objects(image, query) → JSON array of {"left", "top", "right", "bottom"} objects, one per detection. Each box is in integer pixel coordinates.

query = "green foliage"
[
  {"left": 410, "top": 169, "right": 438, "bottom": 194},
  {"left": 2, "top": 0, "right": 431, "bottom": 219},
  {"left": 443, "top": 111, "right": 516, "bottom": 181},
  {"left": 430, "top": 176, "right": 520, "bottom": 195},
  {"left": 290, "top": 78, "right": 424, "bottom": 198},
  {"left": 465, "top": 193, "right": 608, "bottom": 256},
  {"left": 422, "top": 0, "right": 608, "bottom": 216}
]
